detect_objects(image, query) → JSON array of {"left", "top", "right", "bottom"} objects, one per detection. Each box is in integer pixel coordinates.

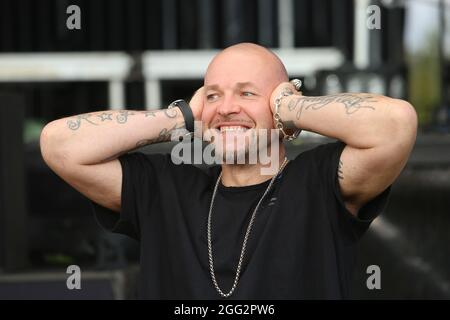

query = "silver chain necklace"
[{"left": 207, "top": 158, "right": 289, "bottom": 298}]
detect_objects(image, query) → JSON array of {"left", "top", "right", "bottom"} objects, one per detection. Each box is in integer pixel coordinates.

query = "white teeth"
[{"left": 219, "top": 126, "right": 248, "bottom": 132}]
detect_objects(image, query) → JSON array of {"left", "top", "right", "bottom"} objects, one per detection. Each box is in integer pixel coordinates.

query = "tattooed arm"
[
  {"left": 271, "top": 84, "right": 417, "bottom": 216},
  {"left": 39, "top": 108, "right": 184, "bottom": 212},
  {"left": 40, "top": 88, "right": 204, "bottom": 212},
  {"left": 50, "top": 109, "right": 184, "bottom": 160}
]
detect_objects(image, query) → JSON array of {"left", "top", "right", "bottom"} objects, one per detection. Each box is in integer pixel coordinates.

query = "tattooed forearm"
[
  {"left": 66, "top": 108, "right": 180, "bottom": 130},
  {"left": 67, "top": 114, "right": 99, "bottom": 130},
  {"left": 97, "top": 112, "right": 113, "bottom": 121},
  {"left": 116, "top": 110, "right": 135, "bottom": 124},
  {"left": 338, "top": 160, "right": 344, "bottom": 180},
  {"left": 288, "top": 94, "right": 377, "bottom": 121},
  {"left": 67, "top": 111, "right": 134, "bottom": 130},
  {"left": 143, "top": 110, "right": 157, "bottom": 117},
  {"left": 135, "top": 122, "right": 185, "bottom": 148},
  {"left": 143, "top": 109, "right": 178, "bottom": 118},
  {"left": 288, "top": 98, "right": 305, "bottom": 123}
]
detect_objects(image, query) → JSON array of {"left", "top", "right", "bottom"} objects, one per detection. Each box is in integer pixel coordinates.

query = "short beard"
[{"left": 208, "top": 129, "right": 281, "bottom": 165}]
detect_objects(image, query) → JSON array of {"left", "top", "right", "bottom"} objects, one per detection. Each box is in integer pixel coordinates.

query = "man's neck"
[{"left": 220, "top": 150, "right": 286, "bottom": 187}]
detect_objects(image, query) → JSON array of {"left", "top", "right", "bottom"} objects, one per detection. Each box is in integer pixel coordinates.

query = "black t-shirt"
[{"left": 92, "top": 141, "right": 391, "bottom": 299}]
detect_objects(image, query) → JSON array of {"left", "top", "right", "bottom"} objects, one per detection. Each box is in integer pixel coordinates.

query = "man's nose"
[{"left": 217, "top": 95, "right": 241, "bottom": 116}]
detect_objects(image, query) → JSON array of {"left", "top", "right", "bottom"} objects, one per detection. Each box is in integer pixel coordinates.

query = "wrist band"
[{"left": 169, "top": 99, "right": 195, "bottom": 133}]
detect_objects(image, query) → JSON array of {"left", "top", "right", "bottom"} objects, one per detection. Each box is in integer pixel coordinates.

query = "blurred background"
[{"left": 0, "top": 0, "right": 449, "bottom": 299}]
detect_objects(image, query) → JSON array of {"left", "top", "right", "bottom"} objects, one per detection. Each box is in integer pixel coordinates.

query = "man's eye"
[
  {"left": 206, "top": 94, "right": 218, "bottom": 101},
  {"left": 242, "top": 92, "right": 254, "bottom": 97}
]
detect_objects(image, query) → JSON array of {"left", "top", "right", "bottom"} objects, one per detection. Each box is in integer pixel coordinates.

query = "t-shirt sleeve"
[
  {"left": 315, "top": 141, "right": 391, "bottom": 240},
  {"left": 91, "top": 152, "right": 167, "bottom": 241}
]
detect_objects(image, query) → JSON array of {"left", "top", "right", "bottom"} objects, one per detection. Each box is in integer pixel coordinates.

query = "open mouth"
[
  {"left": 213, "top": 121, "right": 254, "bottom": 133},
  {"left": 219, "top": 125, "right": 250, "bottom": 133}
]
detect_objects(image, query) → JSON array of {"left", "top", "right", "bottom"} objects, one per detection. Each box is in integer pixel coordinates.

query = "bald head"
[{"left": 204, "top": 43, "right": 288, "bottom": 89}]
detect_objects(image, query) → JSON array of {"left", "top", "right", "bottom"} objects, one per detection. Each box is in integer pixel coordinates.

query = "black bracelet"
[{"left": 170, "top": 99, "right": 195, "bottom": 133}]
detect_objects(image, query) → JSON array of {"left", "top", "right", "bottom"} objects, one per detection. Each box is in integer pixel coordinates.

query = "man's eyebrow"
[
  {"left": 204, "top": 84, "right": 220, "bottom": 91},
  {"left": 204, "top": 82, "right": 259, "bottom": 91},
  {"left": 236, "top": 82, "right": 258, "bottom": 89}
]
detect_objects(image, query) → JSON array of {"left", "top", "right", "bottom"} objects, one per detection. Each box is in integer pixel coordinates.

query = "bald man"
[{"left": 40, "top": 43, "right": 417, "bottom": 299}]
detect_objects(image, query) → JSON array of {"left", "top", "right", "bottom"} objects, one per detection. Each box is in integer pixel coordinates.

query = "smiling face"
[{"left": 202, "top": 43, "right": 288, "bottom": 162}]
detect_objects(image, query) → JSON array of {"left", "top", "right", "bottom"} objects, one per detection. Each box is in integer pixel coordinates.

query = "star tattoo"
[{"left": 97, "top": 112, "right": 113, "bottom": 121}]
